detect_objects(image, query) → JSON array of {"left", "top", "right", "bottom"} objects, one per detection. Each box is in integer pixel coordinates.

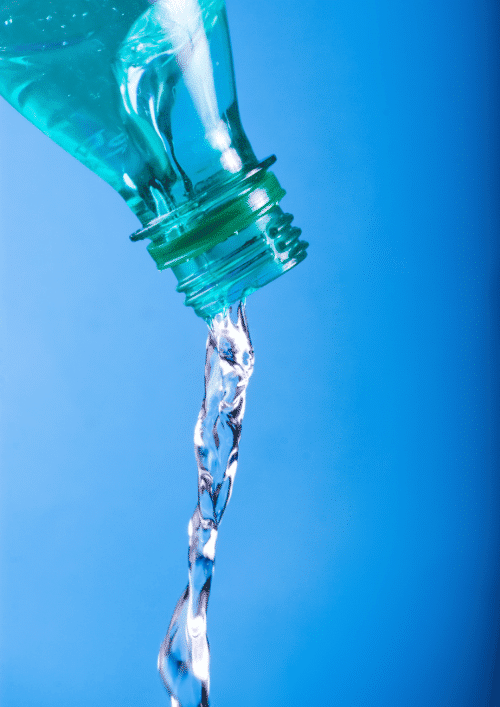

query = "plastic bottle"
[{"left": 0, "top": 0, "right": 307, "bottom": 319}]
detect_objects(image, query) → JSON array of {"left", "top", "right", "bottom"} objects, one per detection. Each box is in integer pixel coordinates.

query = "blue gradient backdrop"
[{"left": 1, "top": 0, "right": 499, "bottom": 705}]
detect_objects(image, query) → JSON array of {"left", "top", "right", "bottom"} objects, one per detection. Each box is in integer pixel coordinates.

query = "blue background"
[{"left": 1, "top": 0, "right": 499, "bottom": 705}]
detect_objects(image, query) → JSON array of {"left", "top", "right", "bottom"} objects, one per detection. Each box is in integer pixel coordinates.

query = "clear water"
[
  {"left": 158, "top": 301, "right": 254, "bottom": 706},
  {"left": 0, "top": 0, "right": 255, "bottom": 226}
]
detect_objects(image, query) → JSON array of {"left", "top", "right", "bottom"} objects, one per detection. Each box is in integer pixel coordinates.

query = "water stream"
[{"left": 158, "top": 301, "right": 254, "bottom": 707}]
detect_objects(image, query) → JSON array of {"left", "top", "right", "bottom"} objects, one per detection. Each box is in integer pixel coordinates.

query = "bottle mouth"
[
  {"left": 172, "top": 205, "right": 307, "bottom": 320},
  {"left": 130, "top": 157, "right": 308, "bottom": 320}
]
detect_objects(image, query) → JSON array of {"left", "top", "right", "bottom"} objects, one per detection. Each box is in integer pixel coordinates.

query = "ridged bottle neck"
[
  {"left": 172, "top": 203, "right": 307, "bottom": 320},
  {"left": 129, "top": 157, "right": 308, "bottom": 319}
]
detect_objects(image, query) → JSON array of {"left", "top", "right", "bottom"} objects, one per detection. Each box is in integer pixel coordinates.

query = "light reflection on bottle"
[{"left": 118, "top": 0, "right": 241, "bottom": 201}]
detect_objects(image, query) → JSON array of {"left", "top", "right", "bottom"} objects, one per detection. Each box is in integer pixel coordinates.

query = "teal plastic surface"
[{"left": 0, "top": 0, "right": 307, "bottom": 317}]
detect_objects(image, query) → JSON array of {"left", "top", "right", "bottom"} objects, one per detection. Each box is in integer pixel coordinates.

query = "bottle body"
[
  {"left": 0, "top": 0, "right": 253, "bottom": 222},
  {"left": 0, "top": 0, "right": 307, "bottom": 318}
]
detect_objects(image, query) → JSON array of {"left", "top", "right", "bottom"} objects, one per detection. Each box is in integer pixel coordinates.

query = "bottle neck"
[{"left": 129, "top": 157, "right": 308, "bottom": 320}]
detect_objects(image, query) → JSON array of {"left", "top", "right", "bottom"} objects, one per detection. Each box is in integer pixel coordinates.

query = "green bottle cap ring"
[{"left": 130, "top": 161, "right": 286, "bottom": 270}]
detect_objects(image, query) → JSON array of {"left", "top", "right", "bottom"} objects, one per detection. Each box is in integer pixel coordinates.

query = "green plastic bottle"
[{"left": 0, "top": 0, "right": 307, "bottom": 319}]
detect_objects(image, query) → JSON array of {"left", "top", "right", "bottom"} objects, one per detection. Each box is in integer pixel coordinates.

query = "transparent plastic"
[{"left": 0, "top": 0, "right": 307, "bottom": 318}]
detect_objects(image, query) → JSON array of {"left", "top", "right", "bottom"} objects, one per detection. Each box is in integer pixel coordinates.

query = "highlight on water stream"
[{"left": 0, "top": 1, "right": 306, "bottom": 704}]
